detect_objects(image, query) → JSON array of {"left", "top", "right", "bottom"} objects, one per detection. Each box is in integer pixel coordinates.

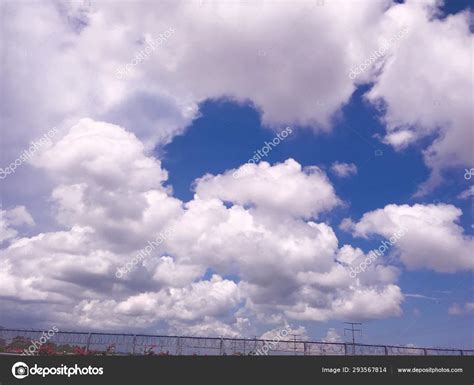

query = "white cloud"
[
  {"left": 364, "top": 0, "right": 473, "bottom": 194},
  {"left": 323, "top": 328, "right": 342, "bottom": 343},
  {"left": 36, "top": 118, "right": 168, "bottom": 190},
  {"left": 283, "top": 283, "right": 403, "bottom": 322},
  {"left": 35, "top": 119, "right": 182, "bottom": 252},
  {"left": 260, "top": 325, "right": 308, "bottom": 341},
  {"left": 405, "top": 293, "right": 439, "bottom": 301},
  {"left": 0, "top": 0, "right": 419, "bottom": 162},
  {"left": 0, "top": 119, "right": 405, "bottom": 332},
  {"left": 194, "top": 159, "right": 340, "bottom": 219},
  {"left": 3, "top": 0, "right": 471, "bottom": 334},
  {"left": 0, "top": 0, "right": 376, "bottom": 170},
  {"left": 1, "top": 0, "right": 470, "bottom": 212},
  {"left": 168, "top": 317, "right": 249, "bottom": 338},
  {"left": 448, "top": 302, "right": 474, "bottom": 316},
  {"left": 150, "top": 256, "right": 204, "bottom": 287},
  {"left": 458, "top": 186, "right": 474, "bottom": 200},
  {"left": 0, "top": 206, "right": 35, "bottom": 243},
  {"left": 346, "top": 204, "right": 474, "bottom": 272},
  {"left": 2, "top": 206, "right": 35, "bottom": 227},
  {"left": 115, "top": 275, "right": 240, "bottom": 321},
  {"left": 382, "top": 130, "right": 416, "bottom": 149},
  {"left": 330, "top": 162, "right": 358, "bottom": 178}
]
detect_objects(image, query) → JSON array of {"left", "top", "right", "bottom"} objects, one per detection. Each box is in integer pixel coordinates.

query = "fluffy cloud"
[
  {"left": 330, "top": 162, "right": 358, "bottom": 178},
  {"left": 260, "top": 325, "right": 308, "bottom": 341},
  {"left": 0, "top": 0, "right": 415, "bottom": 142},
  {"left": 150, "top": 256, "right": 204, "bottom": 287},
  {"left": 168, "top": 317, "right": 250, "bottom": 338},
  {"left": 335, "top": 245, "right": 400, "bottom": 285},
  {"left": 282, "top": 281, "right": 403, "bottom": 322},
  {"left": 345, "top": 204, "right": 474, "bottom": 272},
  {"left": 115, "top": 275, "right": 240, "bottom": 320},
  {"left": 364, "top": 0, "right": 473, "bottom": 194},
  {"left": 169, "top": 199, "right": 339, "bottom": 278},
  {"left": 1, "top": 0, "right": 470, "bottom": 209},
  {"left": 36, "top": 118, "right": 168, "bottom": 189},
  {"left": 0, "top": 119, "right": 404, "bottom": 333},
  {"left": 194, "top": 159, "right": 340, "bottom": 219},
  {"left": 0, "top": 206, "right": 34, "bottom": 243},
  {"left": 323, "top": 328, "right": 342, "bottom": 343},
  {"left": 0, "top": 0, "right": 369, "bottom": 168},
  {"left": 3, "top": 0, "right": 470, "bottom": 335},
  {"left": 34, "top": 119, "right": 182, "bottom": 252}
]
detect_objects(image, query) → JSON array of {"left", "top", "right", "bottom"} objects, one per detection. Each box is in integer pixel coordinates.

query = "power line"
[
  {"left": 344, "top": 322, "right": 362, "bottom": 354},
  {"left": 290, "top": 334, "right": 301, "bottom": 356}
]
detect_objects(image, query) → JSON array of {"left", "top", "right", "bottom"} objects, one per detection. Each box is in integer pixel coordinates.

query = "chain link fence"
[{"left": 1, "top": 328, "right": 472, "bottom": 356}]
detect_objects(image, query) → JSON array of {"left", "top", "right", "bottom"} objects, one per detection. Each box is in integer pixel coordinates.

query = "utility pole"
[
  {"left": 344, "top": 322, "right": 362, "bottom": 355},
  {"left": 290, "top": 334, "right": 299, "bottom": 356}
]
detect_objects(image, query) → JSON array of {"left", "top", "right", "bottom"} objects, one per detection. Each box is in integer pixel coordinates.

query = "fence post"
[
  {"left": 176, "top": 337, "right": 181, "bottom": 355},
  {"left": 344, "top": 343, "right": 347, "bottom": 355},
  {"left": 303, "top": 342, "right": 307, "bottom": 356},
  {"left": 219, "top": 338, "right": 224, "bottom": 355},
  {"left": 384, "top": 345, "right": 388, "bottom": 355},
  {"left": 132, "top": 335, "right": 136, "bottom": 355},
  {"left": 459, "top": 349, "right": 463, "bottom": 356},
  {"left": 85, "top": 333, "right": 92, "bottom": 354},
  {"left": 423, "top": 348, "right": 427, "bottom": 356}
]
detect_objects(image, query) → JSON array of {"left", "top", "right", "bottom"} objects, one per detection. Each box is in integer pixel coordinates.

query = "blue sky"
[
  {"left": 0, "top": 0, "right": 472, "bottom": 349},
  {"left": 161, "top": 91, "right": 473, "bottom": 348}
]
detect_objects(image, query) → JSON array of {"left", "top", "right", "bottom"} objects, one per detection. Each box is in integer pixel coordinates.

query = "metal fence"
[{"left": 1, "top": 328, "right": 472, "bottom": 356}]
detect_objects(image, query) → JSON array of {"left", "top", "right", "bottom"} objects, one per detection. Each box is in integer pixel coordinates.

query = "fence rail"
[{"left": 1, "top": 328, "right": 472, "bottom": 356}]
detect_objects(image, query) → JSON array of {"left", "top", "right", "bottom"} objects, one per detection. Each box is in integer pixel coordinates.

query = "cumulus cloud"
[
  {"left": 168, "top": 317, "right": 250, "bottom": 338},
  {"left": 364, "top": 0, "right": 473, "bottom": 194},
  {"left": 36, "top": 118, "right": 168, "bottom": 190},
  {"left": 323, "top": 328, "right": 342, "bottom": 343},
  {"left": 283, "top": 282, "right": 403, "bottom": 322},
  {"left": 0, "top": 0, "right": 371, "bottom": 170},
  {"left": 194, "top": 159, "right": 340, "bottom": 219},
  {"left": 1, "top": 0, "right": 470, "bottom": 207},
  {"left": 3, "top": 0, "right": 470, "bottom": 335},
  {"left": 260, "top": 325, "right": 308, "bottom": 341},
  {"left": 0, "top": 206, "right": 34, "bottom": 243},
  {"left": 34, "top": 118, "right": 182, "bottom": 252},
  {"left": 115, "top": 275, "right": 240, "bottom": 321},
  {"left": 150, "top": 256, "right": 204, "bottom": 287},
  {"left": 345, "top": 204, "right": 474, "bottom": 272},
  {"left": 0, "top": 0, "right": 421, "bottom": 147},
  {"left": 330, "top": 162, "right": 358, "bottom": 178},
  {"left": 0, "top": 119, "right": 405, "bottom": 333}
]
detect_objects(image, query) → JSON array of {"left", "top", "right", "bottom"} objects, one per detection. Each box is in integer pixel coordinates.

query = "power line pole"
[
  {"left": 344, "top": 322, "right": 362, "bottom": 355},
  {"left": 290, "top": 334, "right": 298, "bottom": 356},
  {"left": 290, "top": 333, "right": 305, "bottom": 355}
]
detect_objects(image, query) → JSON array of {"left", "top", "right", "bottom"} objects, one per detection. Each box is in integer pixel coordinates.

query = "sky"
[{"left": 0, "top": 0, "right": 473, "bottom": 349}]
